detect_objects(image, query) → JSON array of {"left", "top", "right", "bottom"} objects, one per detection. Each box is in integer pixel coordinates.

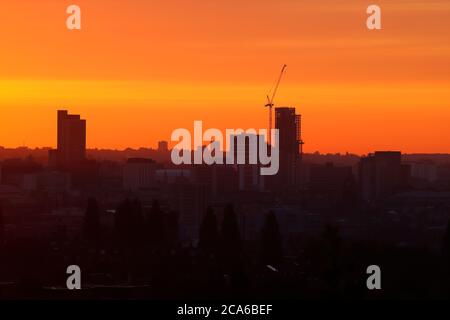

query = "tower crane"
[{"left": 265, "top": 64, "right": 287, "bottom": 145}]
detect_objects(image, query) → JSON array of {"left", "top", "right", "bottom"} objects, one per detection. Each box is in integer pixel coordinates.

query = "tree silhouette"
[
  {"left": 220, "top": 204, "right": 242, "bottom": 271},
  {"left": 261, "top": 211, "right": 282, "bottom": 266},
  {"left": 114, "top": 199, "right": 128, "bottom": 246},
  {"left": 199, "top": 207, "right": 219, "bottom": 257},
  {"left": 83, "top": 198, "right": 100, "bottom": 246},
  {"left": 146, "top": 200, "right": 166, "bottom": 250},
  {"left": 130, "top": 198, "right": 144, "bottom": 245},
  {"left": 115, "top": 198, "right": 144, "bottom": 250},
  {"left": 442, "top": 217, "right": 450, "bottom": 266},
  {"left": 166, "top": 210, "right": 179, "bottom": 250},
  {"left": 321, "top": 224, "right": 342, "bottom": 292},
  {"left": 0, "top": 203, "right": 4, "bottom": 246}
]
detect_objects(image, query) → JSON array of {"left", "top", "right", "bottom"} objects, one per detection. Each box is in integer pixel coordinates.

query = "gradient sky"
[{"left": 0, "top": 0, "right": 449, "bottom": 154}]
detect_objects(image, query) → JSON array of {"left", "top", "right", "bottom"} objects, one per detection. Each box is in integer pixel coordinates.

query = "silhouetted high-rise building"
[
  {"left": 359, "top": 151, "right": 408, "bottom": 203},
  {"left": 158, "top": 141, "right": 168, "bottom": 152},
  {"left": 123, "top": 158, "right": 158, "bottom": 192},
  {"left": 168, "top": 180, "right": 209, "bottom": 243},
  {"left": 275, "top": 107, "right": 303, "bottom": 191},
  {"left": 231, "top": 133, "right": 265, "bottom": 192},
  {"left": 309, "top": 162, "right": 356, "bottom": 206},
  {"left": 49, "top": 110, "right": 86, "bottom": 169}
]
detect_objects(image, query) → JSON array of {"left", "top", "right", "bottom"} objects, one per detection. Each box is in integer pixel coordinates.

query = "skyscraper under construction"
[{"left": 275, "top": 107, "right": 303, "bottom": 191}]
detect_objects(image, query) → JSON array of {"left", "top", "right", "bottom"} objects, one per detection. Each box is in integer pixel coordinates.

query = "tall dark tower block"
[
  {"left": 275, "top": 107, "right": 303, "bottom": 191},
  {"left": 50, "top": 110, "right": 86, "bottom": 169}
]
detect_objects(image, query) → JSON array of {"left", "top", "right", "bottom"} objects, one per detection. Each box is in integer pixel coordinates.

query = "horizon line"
[{"left": 2, "top": 145, "right": 450, "bottom": 158}]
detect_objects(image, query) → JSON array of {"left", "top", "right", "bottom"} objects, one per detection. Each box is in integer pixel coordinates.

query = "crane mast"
[{"left": 265, "top": 64, "right": 287, "bottom": 146}]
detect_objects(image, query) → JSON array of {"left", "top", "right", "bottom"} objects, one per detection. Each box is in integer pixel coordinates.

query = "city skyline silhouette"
[
  {"left": 1, "top": 0, "right": 450, "bottom": 305},
  {"left": 1, "top": 1, "right": 450, "bottom": 153}
]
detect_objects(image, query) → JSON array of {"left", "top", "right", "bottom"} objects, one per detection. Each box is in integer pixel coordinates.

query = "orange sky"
[{"left": 0, "top": 0, "right": 449, "bottom": 154}]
